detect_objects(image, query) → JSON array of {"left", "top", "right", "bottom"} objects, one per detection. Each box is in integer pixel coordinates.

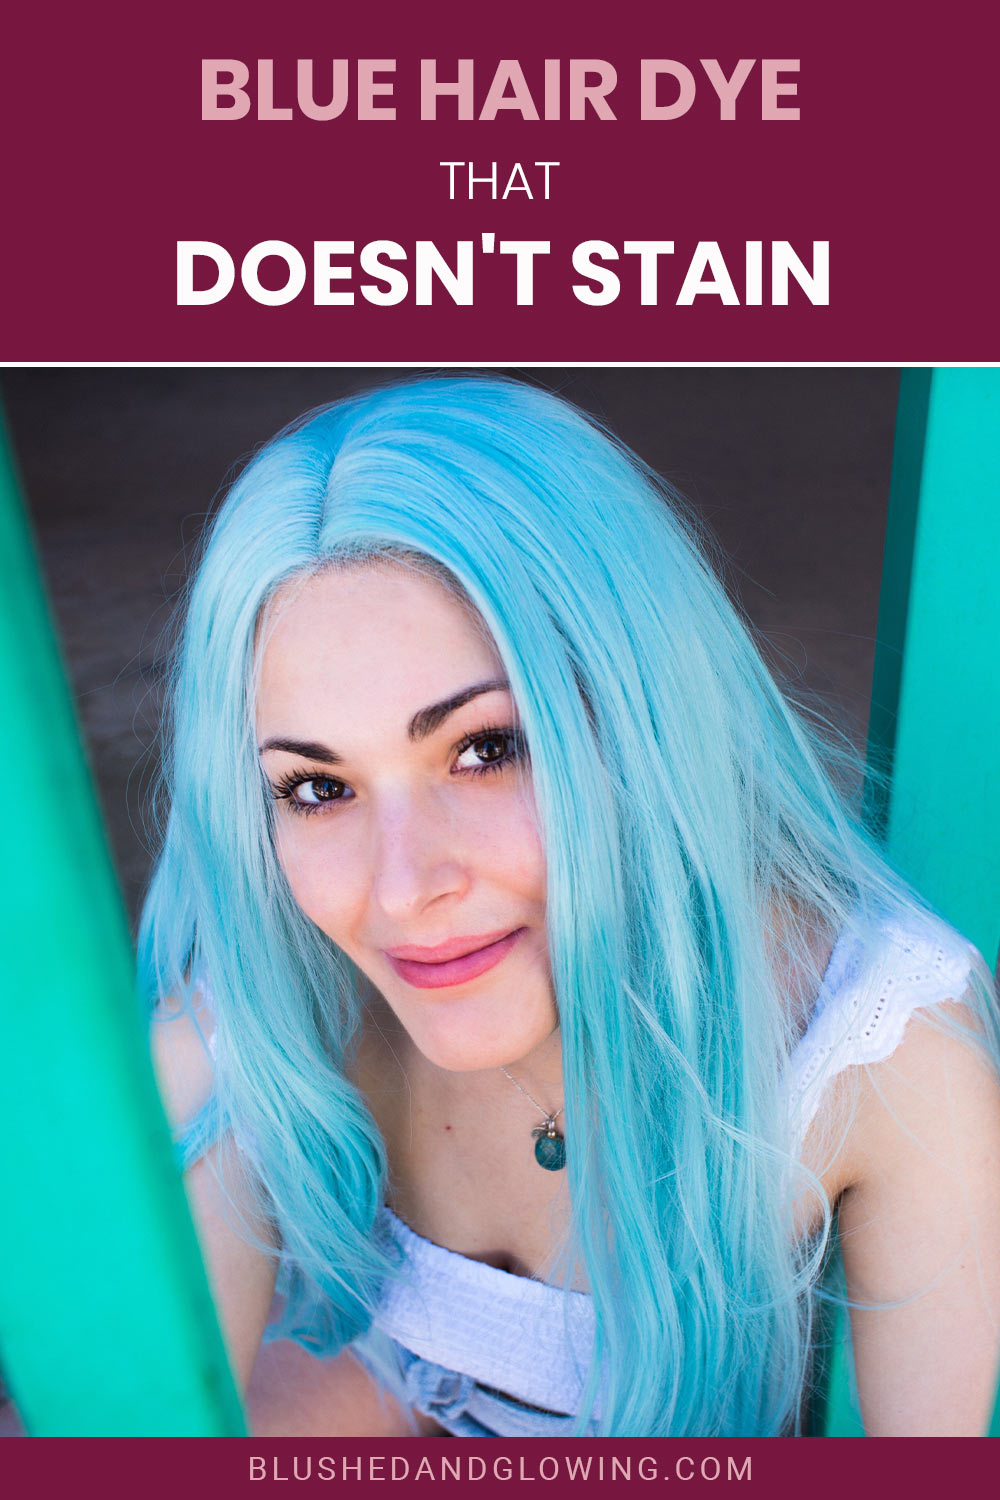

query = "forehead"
[{"left": 255, "top": 562, "right": 504, "bottom": 736}]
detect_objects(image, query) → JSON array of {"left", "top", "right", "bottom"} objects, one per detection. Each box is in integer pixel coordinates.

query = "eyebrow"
[
  {"left": 258, "top": 678, "right": 510, "bottom": 762},
  {"left": 407, "top": 678, "right": 510, "bottom": 741}
]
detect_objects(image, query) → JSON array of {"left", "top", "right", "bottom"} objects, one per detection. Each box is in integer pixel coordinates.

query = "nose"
[{"left": 370, "top": 789, "right": 471, "bottom": 923}]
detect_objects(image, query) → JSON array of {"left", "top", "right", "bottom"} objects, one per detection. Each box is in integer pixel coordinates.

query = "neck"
[{"left": 498, "top": 1029, "right": 564, "bottom": 1112}]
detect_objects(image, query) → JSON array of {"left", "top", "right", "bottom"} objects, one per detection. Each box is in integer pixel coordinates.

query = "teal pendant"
[{"left": 532, "top": 1120, "right": 566, "bottom": 1172}]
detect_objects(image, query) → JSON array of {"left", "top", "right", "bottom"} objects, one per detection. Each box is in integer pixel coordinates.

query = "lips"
[{"left": 384, "top": 928, "right": 525, "bottom": 989}]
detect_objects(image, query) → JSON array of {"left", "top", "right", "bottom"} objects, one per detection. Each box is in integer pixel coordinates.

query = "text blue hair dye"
[{"left": 140, "top": 376, "right": 997, "bottom": 1435}]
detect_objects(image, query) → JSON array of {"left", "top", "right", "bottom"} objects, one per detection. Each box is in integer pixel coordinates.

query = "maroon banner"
[
  {"left": 3, "top": 0, "right": 997, "bottom": 361},
  {"left": 1, "top": 1436, "right": 997, "bottom": 1497}
]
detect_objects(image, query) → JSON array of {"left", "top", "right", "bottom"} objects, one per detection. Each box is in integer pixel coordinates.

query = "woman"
[{"left": 147, "top": 375, "right": 1000, "bottom": 1437}]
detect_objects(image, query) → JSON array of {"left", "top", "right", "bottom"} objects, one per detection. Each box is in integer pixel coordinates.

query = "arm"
[
  {"left": 151, "top": 1003, "right": 278, "bottom": 1393},
  {"left": 837, "top": 1004, "right": 1000, "bottom": 1435}
]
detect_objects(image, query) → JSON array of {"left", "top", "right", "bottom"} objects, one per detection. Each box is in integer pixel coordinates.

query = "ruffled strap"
[{"left": 785, "top": 912, "right": 978, "bottom": 1145}]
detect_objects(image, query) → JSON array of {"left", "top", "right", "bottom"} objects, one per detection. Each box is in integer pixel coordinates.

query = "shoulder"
[
  {"left": 794, "top": 907, "right": 994, "bottom": 1179},
  {"left": 151, "top": 991, "right": 217, "bottom": 1127},
  {"left": 848, "top": 996, "right": 1000, "bottom": 1182},
  {"left": 822, "top": 907, "right": 997, "bottom": 1193},
  {"left": 835, "top": 989, "right": 1000, "bottom": 1433}
]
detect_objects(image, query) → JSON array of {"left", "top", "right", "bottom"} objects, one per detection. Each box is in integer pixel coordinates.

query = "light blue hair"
[{"left": 139, "top": 375, "right": 996, "bottom": 1435}]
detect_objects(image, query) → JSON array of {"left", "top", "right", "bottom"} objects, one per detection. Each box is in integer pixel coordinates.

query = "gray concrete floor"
[{"left": 1, "top": 367, "right": 900, "bottom": 921}]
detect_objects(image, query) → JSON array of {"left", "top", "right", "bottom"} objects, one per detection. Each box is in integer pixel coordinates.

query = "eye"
[
  {"left": 271, "top": 770, "right": 354, "bottom": 815},
  {"left": 453, "top": 727, "right": 525, "bottom": 775},
  {"left": 295, "top": 776, "right": 351, "bottom": 805}
]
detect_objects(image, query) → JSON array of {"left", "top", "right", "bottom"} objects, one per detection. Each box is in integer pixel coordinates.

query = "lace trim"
[{"left": 784, "top": 912, "right": 976, "bottom": 1144}]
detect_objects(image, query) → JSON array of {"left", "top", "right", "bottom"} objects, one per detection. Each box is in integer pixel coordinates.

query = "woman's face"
[{"left": 256, "top": 562, "right": 554, "bottom": 1072}]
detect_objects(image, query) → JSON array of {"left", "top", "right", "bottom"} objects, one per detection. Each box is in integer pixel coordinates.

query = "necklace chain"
[{"left": 499, "top": 1065, "right": 564, "bottom": 1124}]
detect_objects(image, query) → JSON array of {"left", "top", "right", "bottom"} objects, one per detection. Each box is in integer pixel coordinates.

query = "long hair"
[{"left": 140, "top": 375, "right": 994, "bottom": 1435}]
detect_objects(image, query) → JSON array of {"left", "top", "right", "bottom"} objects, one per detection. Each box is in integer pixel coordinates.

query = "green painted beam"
[
  {"left": 0, "top": 414, "right": 245, "bottom": 1435},
  {"left": 867, "top": 368, "right": 1000, "bottom": 970},
  {"left": 813, "top": 1246, "right": 864, "bottom": 1438},
  {"left": 819, "top": 1316, "right": 864, "bottom": 1437}
]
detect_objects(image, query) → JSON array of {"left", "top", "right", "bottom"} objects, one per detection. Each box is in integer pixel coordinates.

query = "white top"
[{"left": 369, "top": 909, "right": 978, "bottom": 1417}]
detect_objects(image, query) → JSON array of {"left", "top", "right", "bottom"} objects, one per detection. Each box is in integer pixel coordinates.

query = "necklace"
[{"left": 499, "top": 1065, "right": 566, "bottom": 1171}]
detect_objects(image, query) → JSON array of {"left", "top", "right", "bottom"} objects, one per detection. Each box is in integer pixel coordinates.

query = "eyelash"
[
  {"left": 270, "top": 768, "right": 350, "bottom": 817},
  {"left": 270, "top": 724, "right": 527, "bottom": 818},
  {"left": 453, "top": 724, "right": 526, "bottom": 777}
]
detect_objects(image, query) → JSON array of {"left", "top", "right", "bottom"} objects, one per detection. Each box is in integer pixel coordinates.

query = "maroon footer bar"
[{"left": 1, "top": 1437, "right": 994, "bottom": 1498}]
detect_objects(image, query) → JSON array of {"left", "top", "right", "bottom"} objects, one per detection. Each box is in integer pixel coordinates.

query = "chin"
[
  {"left": 420, "top": 1042, "right": 505, "bottom": 1073},
  {"left": 403, "top": 1003, "right": 558, "bottom": 1075}
]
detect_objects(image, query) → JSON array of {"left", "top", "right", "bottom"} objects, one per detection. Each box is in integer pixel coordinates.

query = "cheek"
[
  {"left": 275, "top": 821, "right": 367, "bottom": 943},
  {"left": 496, "top": 805, "right": 547, "bottom": 904},
  {"left": 454, "top": 779, "right": 545, "bottom": 902},
  {"left": 497, "top": 780, "right": 547, "bottom": 888}
]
